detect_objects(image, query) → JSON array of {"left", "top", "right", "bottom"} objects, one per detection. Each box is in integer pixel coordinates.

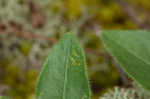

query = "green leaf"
[
  {"left": 35, "top": 33, "right": 91, "bottom": 99},
  {"left": 0, "top": 96, "right": 9, "bottom": 99},
  {"left": 101, "top": 30, "right": 150, "bottom": 91}
]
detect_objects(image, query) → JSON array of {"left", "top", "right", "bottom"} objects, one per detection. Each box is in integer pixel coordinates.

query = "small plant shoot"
[{"left": 1, "top": 31, "right": 150, "bottom": 98}]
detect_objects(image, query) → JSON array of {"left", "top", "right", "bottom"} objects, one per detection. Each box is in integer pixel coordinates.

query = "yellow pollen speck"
[
  {"left": 70, "top": 56, "right": 80, "bottom": 66},
  {"left": 72, "top": 50, "right": 79, "bottom": 57},
  {"left": 82, "top": 95, "right": 88, "bottom": 99}
]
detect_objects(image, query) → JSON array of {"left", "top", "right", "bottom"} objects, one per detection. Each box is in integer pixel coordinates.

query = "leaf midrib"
[{"left": 62, "top": 40, "right": 72, "bottom": 99}]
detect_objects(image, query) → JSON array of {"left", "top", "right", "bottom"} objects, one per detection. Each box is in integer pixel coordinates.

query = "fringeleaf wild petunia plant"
[{"left": 1, "top": 31, "right": 150, "bottom": 99}]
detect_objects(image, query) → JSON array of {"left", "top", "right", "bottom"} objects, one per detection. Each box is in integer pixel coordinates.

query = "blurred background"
[{"left": 0, "top": 0, "right": 150, "bottom": 99}]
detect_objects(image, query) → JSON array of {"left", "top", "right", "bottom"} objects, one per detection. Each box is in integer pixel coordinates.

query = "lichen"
[{"left": 100, "top": 82, "right": 150, "bottom": 99}]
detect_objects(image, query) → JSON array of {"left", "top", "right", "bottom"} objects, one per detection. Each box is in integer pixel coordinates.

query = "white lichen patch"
[{"left": 100, "top": 82, "right": 150, "bottom": 99}]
